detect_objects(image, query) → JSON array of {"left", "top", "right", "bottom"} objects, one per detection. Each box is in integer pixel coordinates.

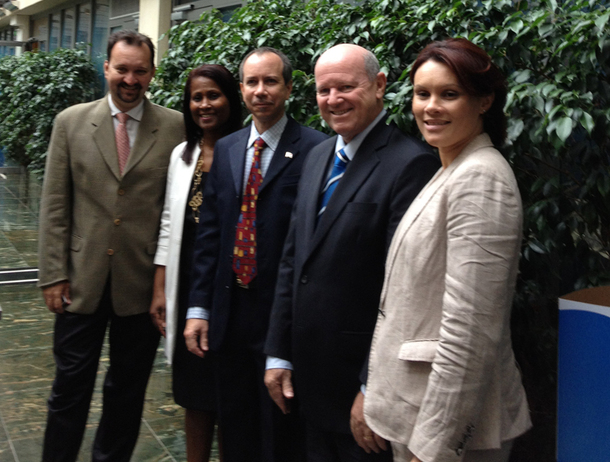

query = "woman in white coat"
[
  {"left": 362, "top": 39, "right": 531, "bottom": 462},
  {"left": 150, "top": 64, "right": 242, "bottom": 462}
]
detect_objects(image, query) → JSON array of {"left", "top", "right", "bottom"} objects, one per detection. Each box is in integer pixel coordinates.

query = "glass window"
[
  {"left": 219, "top": 6, "right": 239, "bottom": 22},
  {"left": 49, "top": 13, "right": 60, "bottom": 51},
  {"left": 92, "top": 0, "right": 110, "bottom": 95},
  {"left": 76, "top": 3, "right": 91, "bottom": 46},
  {"left": 110, "top": 0, "right": 138, "bottom": 17},
  {"left": 62, "top": 8, "right": 75, "bottom": 48}
]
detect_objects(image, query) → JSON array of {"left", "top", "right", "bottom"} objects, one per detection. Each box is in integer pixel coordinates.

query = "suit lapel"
[
  {"left": 229, "top": 128, "right": 250, "bottom": 197},
  {"left": 91, "top": 98, "right": 120, "bottom": 180},
  {"left": 311, "top": 121, "right": 390, "bottom": 252},
  {"left": 123, "top": 99, "right": 156, "bottom": 176},
  {"left": 302, "top": 138, "right": 336, "bottom": 249},
  {"left": 260, "top": 118, "right": 300, "bottom": 193},
  {"left": 387, "top": 134, "right": 489, "bottom": 256}
]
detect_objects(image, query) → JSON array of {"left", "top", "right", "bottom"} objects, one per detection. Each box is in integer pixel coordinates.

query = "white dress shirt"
[{"left": 107, "top": 94, "right": 144, "bottom": 148}]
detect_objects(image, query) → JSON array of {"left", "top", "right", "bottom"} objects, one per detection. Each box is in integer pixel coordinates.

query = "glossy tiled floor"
[{"left": 0, "top": 169, "right": 218, "bottom": 461}]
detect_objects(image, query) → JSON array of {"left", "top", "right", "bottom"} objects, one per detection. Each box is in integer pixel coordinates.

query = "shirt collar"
[
  {"left": 107, "top": 94, "right": 145, "bottom": 122},
  {"left": 334, "top": 109, "right": 387, "bottom": 161},
  {"left": 247, "top": 114, "right": 288, "bottom": 151}
]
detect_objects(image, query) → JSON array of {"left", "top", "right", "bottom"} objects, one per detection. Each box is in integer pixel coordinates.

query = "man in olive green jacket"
[{"left": 38, "top": 30, "right": 183, "bottom": 462}]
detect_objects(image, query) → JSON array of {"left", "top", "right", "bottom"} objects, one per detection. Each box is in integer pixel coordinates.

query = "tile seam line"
[
  {"left": 142, "top": 417, "right": 177, "bottom": 462},
  {"left": 0, "top": 406, "right": 19, "bottom": 462},
  {"left": 0, "top": 184, "right": 40, "bottom": 218},
  {"left": 0, "top": 233, "right": 30, "bottom": 269}
]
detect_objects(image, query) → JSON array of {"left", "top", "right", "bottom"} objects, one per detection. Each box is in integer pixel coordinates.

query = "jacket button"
[
  {"left": 300, "top": 275, "right": 308, "bottom": 284},
  {"left": 118, "top": 189, "right": 125, "bottom": 196},
  {"left": 107, "top": 249, "right": 114, "bottom": 256},
  {"left": 114, "top": 218, "right": 121, "bottom": 226}
]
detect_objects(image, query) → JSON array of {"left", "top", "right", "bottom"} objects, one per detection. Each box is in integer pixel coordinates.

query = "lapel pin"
[{"left": 285, "top": 152, "right": 293, "bottom": 159}]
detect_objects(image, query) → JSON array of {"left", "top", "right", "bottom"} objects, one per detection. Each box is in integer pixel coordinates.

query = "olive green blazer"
[{"left": 38, "top": 96, "right": 184, "bottom": 316}]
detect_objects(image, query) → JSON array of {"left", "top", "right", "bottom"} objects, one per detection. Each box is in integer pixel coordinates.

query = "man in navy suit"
[
  {"left": 264, "top": 44, "right": 440, "bottom": 461},
  {"left": 185, "top": 47, "right": 327, "bottom": 462}
]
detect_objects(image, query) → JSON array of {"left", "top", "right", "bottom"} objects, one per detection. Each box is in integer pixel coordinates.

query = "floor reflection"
[{"left": 0, "top": 169, "right": 217, "bottom": 461}]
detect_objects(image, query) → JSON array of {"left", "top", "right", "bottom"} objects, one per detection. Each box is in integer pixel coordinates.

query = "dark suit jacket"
[
  {"left": 264, "top": 116, "right": 441, "bottom": 433},
  {"left": 38, "top": 97, "right": 184, "bottom": 316},
  {"left": 189, "top": 117, "right": 328, "bottom": 351}
]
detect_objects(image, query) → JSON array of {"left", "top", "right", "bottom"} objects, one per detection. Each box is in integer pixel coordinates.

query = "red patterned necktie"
[
  {"left": 233, "top": 137, "right": 266, "bottom": 285},
  {"left": 115, "top": 112, "right": 130, "bottom": 175}
]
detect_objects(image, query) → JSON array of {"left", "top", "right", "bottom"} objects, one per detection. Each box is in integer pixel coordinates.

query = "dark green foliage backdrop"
[
  {"left": 151, "top": 1, "right": 609, "bottom": 459},
  {"left": 0, "top": 0, "right": 606, "bottom": 458},
  {"left": 0, "top": 47, "right": 98, "bottom": 174}
]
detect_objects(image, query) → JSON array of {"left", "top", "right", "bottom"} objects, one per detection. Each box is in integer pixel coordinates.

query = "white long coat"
[{"left": 154, "top": 142, "right": 201, "bottom": 364}]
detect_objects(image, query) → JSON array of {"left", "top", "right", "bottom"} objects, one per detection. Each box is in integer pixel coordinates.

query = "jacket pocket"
[
  {"left": 280, "top": 173, "right": 301, "bottom": 187},
  {"left": 345, "top": 202, "right": 377, "bottom": 214},
  {"left": 398, "top": 339, "right": 438, "bottom": 362},
  {"left": 70, "top": 234, "right": 83, "bottom": 252},
  {"left": 145, "top": 166, "right": 169, "bottom": 178}
]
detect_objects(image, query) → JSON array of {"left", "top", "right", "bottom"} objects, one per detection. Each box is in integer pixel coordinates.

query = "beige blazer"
[
  {"left": 153, "top": 142, "right": 200, "bottom": 363},
  {"left": 364, "top": 134, "right": 531, "bottom": 462},
  {"left": 38, "top": 97, "right": 184, "bottom": 316}
]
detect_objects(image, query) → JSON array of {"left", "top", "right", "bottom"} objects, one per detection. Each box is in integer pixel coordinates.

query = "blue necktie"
[{"left": 318, "top": 148, "right": 350, "bottom": 218}]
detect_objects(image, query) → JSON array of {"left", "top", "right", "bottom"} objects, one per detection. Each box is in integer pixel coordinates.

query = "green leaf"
[
  {"left": 556, "top": 117, "right": 573, "bottom": 142},
  {"left": 595, "top": 12, "right": 610, "bottom": 33},
  {"left": 510, "top": 18, "right": 524, "bottom": 34},
  {"left": 580, "top": 111, "right": 595, "bottom": 134},
  {"left": 513, "top": 69, "right": 532, "bottom": 83}
]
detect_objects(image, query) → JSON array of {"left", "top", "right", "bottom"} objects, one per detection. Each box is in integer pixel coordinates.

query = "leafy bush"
[
  {"left": 0, "top": 47, "right": 98, "bottom": 174},
  {"left": 151, "top": 0, "right": 609, "bottom": 459}
]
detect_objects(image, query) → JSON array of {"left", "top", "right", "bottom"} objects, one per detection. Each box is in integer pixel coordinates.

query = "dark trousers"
[
  {"left": 306, "top": 423, "right": 393, "bottom": 462},
  {"left": 42, "top": 286, "right": 160, "bottom": 462},
  {"left": 216, "top": 284, "right": 306, "bottom": 462}
]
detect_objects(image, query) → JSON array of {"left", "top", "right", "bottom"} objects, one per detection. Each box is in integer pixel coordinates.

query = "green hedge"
[
  {"left": 152, "top": 0, "right": 610, "bottom": 302},
  {"left": 0, "top": 47, "right": 97, "bottom": 174},
  {"left": 151, "top": 0, "right": 609, "bottom": 458}
]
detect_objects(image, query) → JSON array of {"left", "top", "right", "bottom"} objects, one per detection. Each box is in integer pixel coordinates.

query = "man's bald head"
[
  {"left": 315, "top": 44, "right": 380, "bottom": 81},
  {"left": 314, "top": 44, "right": 386, "bottom": 143}
]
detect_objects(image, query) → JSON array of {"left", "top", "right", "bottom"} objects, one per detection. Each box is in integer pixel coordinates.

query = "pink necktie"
[{"left": 115, "top": 112, "right": 130, "bottom": 175}]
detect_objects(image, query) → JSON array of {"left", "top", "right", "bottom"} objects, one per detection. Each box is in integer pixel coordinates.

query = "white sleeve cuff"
[
  {"left": 266, "top": 356, "right": 294, "bottom": 370},
  {"left": 186, "top": 307, "right": 210, "bottom": 320}
]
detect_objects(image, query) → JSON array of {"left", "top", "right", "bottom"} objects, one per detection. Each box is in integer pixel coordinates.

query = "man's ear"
[{"left": 375, "top": 72, "right": 387, "bottom": 100}]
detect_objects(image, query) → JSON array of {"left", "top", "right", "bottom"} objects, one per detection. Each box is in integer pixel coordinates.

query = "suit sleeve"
[
  {"left": 409, "top": 163, "right": 522, "bottom": 462},
  {"left": 154, "top": 145, "right": 181, "bottom": 267},
  {"left": 264, "top": 192, "right": 298, "bottom": 361},
  {"left": 38, "top": 112, "right": 73, "bottom": 288},
  {"left": 360, "top": 150, "right": 440, "bottom": 385},
  {"left": 386, "top": 151, "right": 440, "bottom": 250},
  {"left": 264, "top": 130, "right": 327, "bottom": 362},
  {"left": 188, "top": 145, "right": 221, "bottom": 309}
]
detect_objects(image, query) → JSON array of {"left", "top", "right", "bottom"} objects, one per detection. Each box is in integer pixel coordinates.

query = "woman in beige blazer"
[
  {"left": 364, "top": 39, "right": 531, "bottom": 462},
  {"left": 149, "top": 64, "right": 242, "bottom": 462}
]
